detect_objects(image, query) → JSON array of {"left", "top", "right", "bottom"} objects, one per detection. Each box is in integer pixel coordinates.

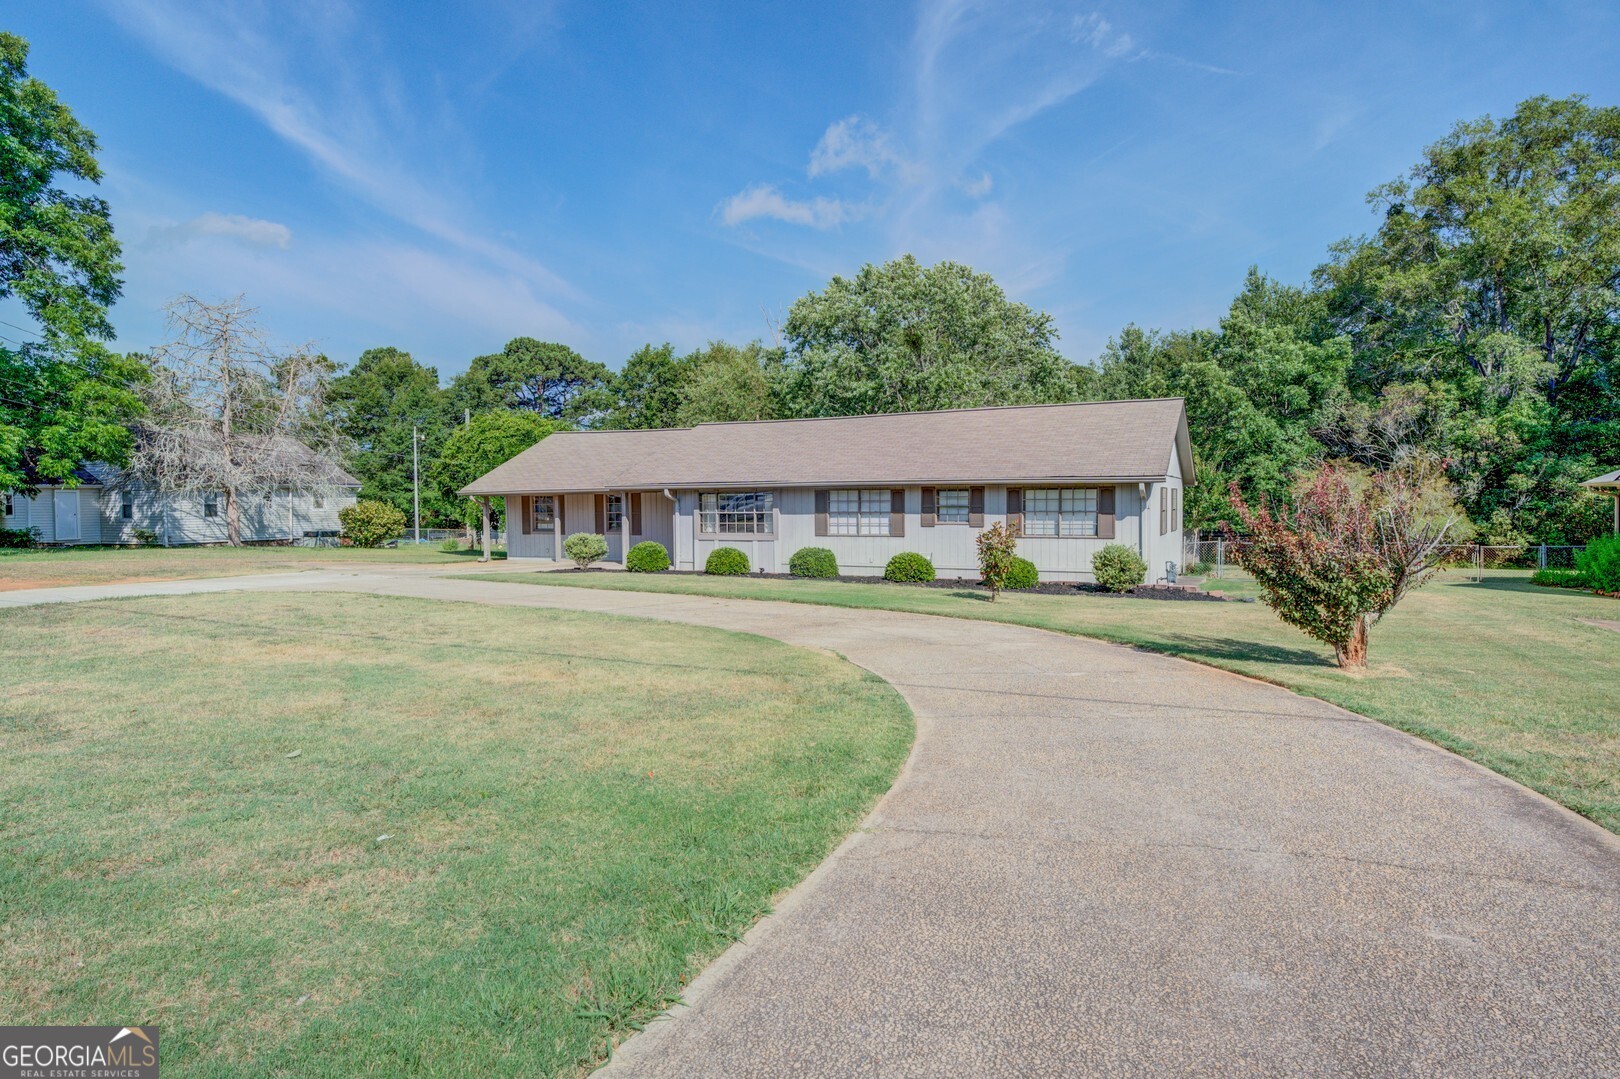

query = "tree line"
[{"left": 2, "top": 24, "right": 1614, "bottom": 545}]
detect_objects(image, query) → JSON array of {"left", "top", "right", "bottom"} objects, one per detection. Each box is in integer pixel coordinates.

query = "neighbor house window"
[
  {"left": 699, "top": 491, "right": 774, "bottom": 534},
  {"left": 4, "top": 492, "right": 14, "bottom": 516},
  {"left": 829, "top": 489, "right": 890, "bottom": 536},
  {"left": 605, "top": 493, "right": 625, "bottom": 532},
  {"left": 529, "top": 495, "right": 555, "bottom": 531},
  {"left": 121, "top": 492, "right": 134, "bottom": 520},
  {"left": 936, "top": 488, "right": 970, "bottom": 524},
  {"left": 1024, "top": 488, "right": 1099, "bottom": 537},
  {"left": 313, "top": 493, "right": 324, "bottom": 510},
  {"left": 204, "top": 494, "right": 219, "bottom": 518}
]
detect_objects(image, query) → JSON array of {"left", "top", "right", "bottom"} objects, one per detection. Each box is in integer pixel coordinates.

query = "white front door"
[{"left": 53, "top": 490, "right": 80, "bottom": 541}]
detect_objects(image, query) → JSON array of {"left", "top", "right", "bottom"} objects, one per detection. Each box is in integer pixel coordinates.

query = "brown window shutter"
[
  {"left": 814, "top": 489, "right": 829, "bottom": 537},
  {"left": 890, "top": 488, "right": 905, "bottom": 537},
  {"left": 630, "top": 493, "right": 642, "bottom": 535},
  {"left": 969, "top": 486, "right": 985, "bottom": 528},
  {"left": 1003, "top": 487, "right": 1019, "bottom": 531},
  {"left": 596, "top": 493, "right": 606, "bottom": 534},
  {"left": 520, "top": 496, "right": 531, "bottom": 534},
  {"left": 1160, "top": 488, "right": 1168, "bottom": 536},
  {"left": 921, "top": 486, "right": 936, "bottom": 527},
  {"left": 1097, "top": 486, "right": 1116, "bottom": 539}
]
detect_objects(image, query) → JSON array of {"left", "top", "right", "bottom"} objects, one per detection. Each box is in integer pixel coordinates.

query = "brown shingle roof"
[{"left": 463, "top": 398, "right": 1192, "bottom": 496}]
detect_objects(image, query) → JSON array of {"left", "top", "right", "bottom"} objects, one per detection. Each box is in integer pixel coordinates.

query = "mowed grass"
[
  {"left": 0, "top": 593, "right": 911, "bottom": 1075},
  {"left": 0, "top": 543, "right": 503, "bottom": 590},
  {"left": 478, "top": 568, "right": 1620, "bottom": 833}
]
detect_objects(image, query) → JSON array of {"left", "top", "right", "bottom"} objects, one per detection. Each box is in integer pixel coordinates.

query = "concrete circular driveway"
[{"left": 6, "top": 569, "right": 1618, "bottom": 1074}]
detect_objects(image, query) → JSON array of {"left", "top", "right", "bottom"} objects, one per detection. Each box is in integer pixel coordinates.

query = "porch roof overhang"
[{"left": 1581, "top": 469, "right": 1620, "bottom": 489}]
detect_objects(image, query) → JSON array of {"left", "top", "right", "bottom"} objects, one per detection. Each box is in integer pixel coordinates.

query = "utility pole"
[
  {"left": 464, "top": 408, "right": 470, "bottom": 427},
  {"left": 412, "top": 423, "right": 422, "bottom": 545}
]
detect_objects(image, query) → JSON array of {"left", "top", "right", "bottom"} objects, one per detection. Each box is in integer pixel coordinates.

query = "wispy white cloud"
[
  {"left": 102, "top": 0, "right": 581, "bottom": 303},
  {"left": 1070, "top": 13, "right": 1137, "bottom": 59},
  {"left": 146, "top": 212, "right": 293, "bottom": 250},
  {"left": 809, "top": 116, "right": 917, "bottom": 181},
  {"left": 717, "top": 185, "right": 864, "bottom": 229}
]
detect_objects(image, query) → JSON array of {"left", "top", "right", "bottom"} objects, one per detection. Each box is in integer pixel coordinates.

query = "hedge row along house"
[{"left": 463, "top": 398, "right": 1193, "bottom": 582}]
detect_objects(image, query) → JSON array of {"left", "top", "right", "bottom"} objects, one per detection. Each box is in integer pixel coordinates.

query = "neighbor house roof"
[
  {"left": 1582, "top": 469, "right": 1620, "bottom": 489},
  {"left": 462, "top": 398, "right": 1193, "bottom": 496}
]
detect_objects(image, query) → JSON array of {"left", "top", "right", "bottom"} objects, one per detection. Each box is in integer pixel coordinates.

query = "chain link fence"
[{"left": 1183, "top": 535, "right": 1588, "bottom": 580}]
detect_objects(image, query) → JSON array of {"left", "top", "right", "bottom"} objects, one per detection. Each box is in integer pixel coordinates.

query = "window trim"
[
  {"left": 203, "top": 493, "right": 219, "bottom": 519},
  {"left": 935, "top": 487, "right": 971, "bottom": 525},
  {"left": 698, "top": 490, "right": 775, "bottom": 536},
  {"left": 5, "top": 492, "right": 16, "bottom": 517},
  {"left": 827, "top": 488, "right": 894, "bottom": 537},
  {"left": 604, "top": 492, "right": 626, "bottom": 533},
  {"left": 1021, "top": 486, "right": 1102, "bottom": 539},
  {"left": 529, "top": 494, "right": 556, "bottom": 532},
  {"left": 120, "top": 491, "right": 134, "bottom": 520}
]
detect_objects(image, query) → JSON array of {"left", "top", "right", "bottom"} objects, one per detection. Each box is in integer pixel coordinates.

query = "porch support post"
[
  {"left": 622, "top": 490, "right": 630, "bottom": 566},
  {"left": 478, "top": 497, "right": 492, "bottom": 562},
  {"left": 553, "top": 496, "right": 562, "bottom": 562}
]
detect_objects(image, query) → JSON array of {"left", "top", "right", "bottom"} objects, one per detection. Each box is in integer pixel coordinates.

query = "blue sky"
[{"left": 9, "top": 1, "right": 1620, "bottom": 380}]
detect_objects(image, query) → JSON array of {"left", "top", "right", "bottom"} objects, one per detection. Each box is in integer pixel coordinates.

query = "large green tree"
[
  {"left": 1317, "top": 95, "right": 1620, "bottom": 541},
  {"left": 429, "top": 411, "right": 569, "bottom": 533},
  {"left": 602, "top": 343, "right": 684, "bottom": 429},
  {"left": 448, "top": 337, "right": 610, "bottom": 422},
  {"left": 777, "top": 255, "right": 1074, "bottom": 417},
  {"left": 327, "top": 346, "right": 452, "bottom": 521},
  {"left": 0, "top": 32, "right": 142, "bottom": 491}
]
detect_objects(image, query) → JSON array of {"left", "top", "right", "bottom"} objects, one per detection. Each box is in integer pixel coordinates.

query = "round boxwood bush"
[
  {"left": 625, "top": 540, "right": 670, "bottom": 573},
  {"left": 338, "top": 499, "right": 406, "bottom": 548},
  {"left": 1092, "top": 543, "right": 1148, "bottom": 592},
  {"left": 789, "top": 546, "right": 839, "bottom": 578},
  {"left": 563, "top": 531, "right": 608, "bottom": 568},
  {"left": 705, "top": 546, "right": 750, "bottom": 575},
  {"left": 1004, "top": 556, "right": 1039, "bottom": 590},
  {"left": 883, "top": 551, "right": 936, "bottom": 583}
]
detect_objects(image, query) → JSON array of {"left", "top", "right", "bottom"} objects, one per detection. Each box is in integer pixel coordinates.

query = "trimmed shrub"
[
  {"left": 1005, "top": 556, "right": 1039, "bottom": 590},
  {"left": 789, "top": 546, "right": 839, "bottom": 579},
  {"left": 1092, "top": 543, "right": 1147, "bottom": 592},
  {"left": 132, "top": 527, "right": 159, "bottom": 547},
  {"left": 438, "top": 537, "right": 462, "bottom": 553},
  {"left": 0, "top": 525, "right": 40, "bottom": 549},
  {"left": 705, "top": 546, "right": 750, "bottom": 575},
  {"left": 1576, "top": 534, "right": 1620, "bottom": 594},
  {"left": 1530, "top": 567, "right": 1588, "bottom": 590},
  {"left": 563, "top": 532, "right": 608, "bottom": 569},
  {"left": 626, "top": 540, "right": 671, "bottom": 572},
  {"left": 884, "top": 551, "right": 936, "bottom": 583},
  {"left": 338, "top": 499, "right": 406, "bottom": 548}
]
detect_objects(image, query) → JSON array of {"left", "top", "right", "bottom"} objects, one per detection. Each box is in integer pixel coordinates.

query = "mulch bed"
[{"left": 556, "top": 567, "right": 1231, "bottom": 602}]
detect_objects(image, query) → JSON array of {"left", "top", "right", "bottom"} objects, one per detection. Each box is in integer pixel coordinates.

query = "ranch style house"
[{"left": 463, "top": 398, "right": 1193, "bottom": 582}]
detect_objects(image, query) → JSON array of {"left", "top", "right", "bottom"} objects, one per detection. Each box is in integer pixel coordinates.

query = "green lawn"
[
  {"left": 0, "top": 543, "right": 504, "bottom": 590},
  {"left": 0, "top": 593, "right": 911, "bottom": 1075},
  {"left": 477, "top": 568, "right": 1620, "bottom": 834}
]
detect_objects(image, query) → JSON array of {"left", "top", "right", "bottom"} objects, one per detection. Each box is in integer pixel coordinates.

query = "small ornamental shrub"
[
  {"left": 884, "top": 551, "right": 936, "bottom": 583},
  {"left": 789, "top": 546, "right": 839, "bottom": 578},
  {"left": 1576, "top": 534, "right": 1620, "bottom": 594},
  {"left": 1004, "top": 556, "right": 1038, "bottom": 590},
  {"left": 705, "top": 546, "right": 750, "bottom": 575},
  {"left": 626, "top": 540, "right": 670, "bottom": 572},
  {"left": 438, "top": 537, "right": 462, "bottom": 553},
  {"left": 1530, "top": 567, "right": 1589, "bottom": 590},
  {"left": 1092, "top": 544, "right": 1147, "bottom": 592},
  {"left": 564, "top": 532, "right": 608, "bottom": 569},
  {"left": 339, "top": 499, "right": 407, "bottom": 548},
  {"left": 0, "top": 525, "right": 40, "bottom": 549},
  {"left": 132, "top": 527, "right": 159, "bottom": 547},
  {"left": 976, "top": 520, "right": 1021, "bottom": 601}
]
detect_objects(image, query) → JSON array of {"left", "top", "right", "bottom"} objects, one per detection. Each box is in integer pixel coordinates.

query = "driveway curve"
[{"left": 6, "top": 569, "right": 1618, "bottom": 1075}]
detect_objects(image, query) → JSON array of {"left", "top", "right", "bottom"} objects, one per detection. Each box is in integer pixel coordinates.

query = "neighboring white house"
[
  {"left": 4, "top": 460, "right": 360, "bottom": 546},
  {"left": 462, "top": 398, "right": 1193, "bottom": 583}
]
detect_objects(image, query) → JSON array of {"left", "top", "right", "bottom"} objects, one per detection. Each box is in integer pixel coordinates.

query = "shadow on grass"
[
  {"left": 1149, "top": 632, "right": 1335, "bottom": 670},
  {"left": 946, "top": 590, "right": 993, "bottom": 603}
]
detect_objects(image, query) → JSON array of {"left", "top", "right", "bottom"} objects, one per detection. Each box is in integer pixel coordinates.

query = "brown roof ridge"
[{"left": 685, "top": 397, "right": 1186, "bottom": 430}]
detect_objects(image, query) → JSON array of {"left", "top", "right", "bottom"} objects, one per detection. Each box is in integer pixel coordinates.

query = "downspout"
[{"left": 1137, "top": 483, "right": 1148, "bottom": 563}]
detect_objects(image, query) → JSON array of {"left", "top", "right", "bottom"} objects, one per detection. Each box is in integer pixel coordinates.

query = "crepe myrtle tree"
[
  {"left": 976, "top": 520, "right": 1022, "bottom": 602},
  {"left": 1230, "top": 459, "right": 1463, "bottom": 668},
  {"left": 133, "top": 295, "right": 350, "bottom": 546}
]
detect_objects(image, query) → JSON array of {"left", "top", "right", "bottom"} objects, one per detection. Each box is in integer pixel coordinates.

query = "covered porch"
[
  {"left": 503, "top": 489, "right": 677, "bottom": 562},
  {"left": 1583, "top": 470, "right": 1620, "bottom": 534}
]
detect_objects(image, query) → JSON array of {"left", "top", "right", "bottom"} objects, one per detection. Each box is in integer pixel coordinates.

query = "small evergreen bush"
[
  {"left": 1092, "top": 543, "right": 1148, "bottom": 592},
  {"left": 563, "top": 532, "right": 608, "bottom": 568},
  {"left": 626, "top": 540, "right": 670, "bottom": 572},
  {"left": 884, "top": 551, "right": 935, "bottom": 583},
  {"left": 1004, "top": 556, "right": 1038, "bottom": 590},
  {"left": 1576, "top": 534, "right": 1620, "bottom": 594},
  {"left": 789, "top": 546, "right": 839, "bottom": 578},
  {"left": 705, "top": 546, "right": 750, "bottom": 575},
  {"left": 339, "top": 499, "right": 406, "bottom": 548},
  {"left": 1530, "top": 567, "right": 1588, "bottom": 590},
  {"left": 0, "top": 525, "right": 40, "bottom": 549},
  {"left": 438, "top": 537, "right": 462, "bottom": 553},
  {"left": 132, "top": 527, "right": 159, "bottom": 546}
]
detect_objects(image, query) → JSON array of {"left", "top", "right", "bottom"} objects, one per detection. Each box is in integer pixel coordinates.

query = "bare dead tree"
[{"left": 131, "top": 295, "right": 350, "bottom": 546}]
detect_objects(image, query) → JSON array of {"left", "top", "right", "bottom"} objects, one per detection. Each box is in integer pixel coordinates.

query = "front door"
[{"left": 53, "top": 490, "right": 80, "bottom": 541}]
